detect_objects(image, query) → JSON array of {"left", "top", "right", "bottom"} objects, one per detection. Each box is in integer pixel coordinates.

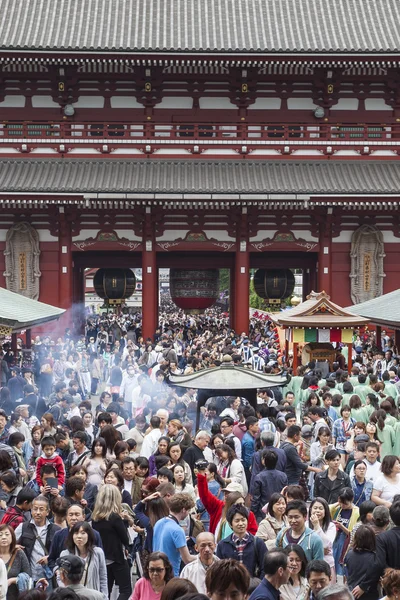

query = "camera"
[{"left": 194, "top": 459, "right": 209, "bottom": 471}]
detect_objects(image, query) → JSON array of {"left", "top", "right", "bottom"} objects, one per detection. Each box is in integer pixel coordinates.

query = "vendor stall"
[{"left": 271, "top": 291, "right": 369, "bottom": 373}]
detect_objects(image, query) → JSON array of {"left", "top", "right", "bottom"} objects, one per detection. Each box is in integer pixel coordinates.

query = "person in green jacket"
[
  {"left": 349, "top": 395, "right": 369, "bottom": 424},
  {"left": 370, "top": 409, "right": 395, "bottom": 459},
  {"left": 354, "top": 374, "right": 370, "bottom": 405}
]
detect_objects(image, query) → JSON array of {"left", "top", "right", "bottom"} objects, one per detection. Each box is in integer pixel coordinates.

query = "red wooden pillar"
[
  {"left": 230, "top": 266, "right": 236, "bottom": 330},
  {"left": 142, "top": 211, "right": 157, "bottom": 341},
  {"left": 26, "top": 329, "right": 32, "bottom": 349},
  {"left": 59, "top": 216, "right": 73, "bottom": 328},
  {"left": 317, "top": 221, "right": 332, "bottom": 295},
  {"left": 233, "top": 245, "right": 250, "bottom": 335}
]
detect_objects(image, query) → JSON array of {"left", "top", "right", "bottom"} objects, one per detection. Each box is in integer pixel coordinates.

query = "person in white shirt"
[
  {"left": 120, "top": 365, "right": 139, "bottom": 411},
  {"left": 250, "top": 348, "right": 265, "bottom": 372},
  {"left": 130, "top": 375, "right": 151, "bottom": 418},
  {"left": 0, "top": 557, "right": 6, "bottom": 600},
  {"left": 220, "top": 417, "right": 242, "bottom": 460},
  {"left": 180, "top": 532, "right": 219, "bottom": 593},
  {"left": 141, "top": 416, "right": 162, "bottom": 459},
  {"left": 220, "top": 397, "right": 240, "bottom": 421}
]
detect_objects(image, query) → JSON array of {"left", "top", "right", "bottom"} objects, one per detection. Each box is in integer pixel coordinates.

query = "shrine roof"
[
  {"left": 346, "top": 290, "right": 400, "bottom": 329},
  {"left": 0, "top": 0, "right": 399, "bottom": 55},
  {"left": 271, "top": 291, "right": 369, "bottom": 328},
  {"left": 0, "top": 287, "right": 65, "bottom": 333},
  {"left": 1, "top": 159, "right": 400, "bottom": 196},
  {"left": 169, "top": 356, "right": 289, "bottom": 390}
]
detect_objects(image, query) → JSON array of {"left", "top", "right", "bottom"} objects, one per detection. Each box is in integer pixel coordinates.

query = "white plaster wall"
[
  {"left": 199, "top": 97, "right": 235, "bottom": 109},
  {"left": 365, "top": 98, "right": 392, "bottom": 111},
  {"left": 287, "top": 98, "right": 318, "bottom": 109},
  {"left": 250, "top": 230, "right": 278, "bottom": 242},
  {"left": 72, "top": 229, "right": 100, "bottom": 242},
  {"left": 248, "top": 98, "right": 282, "bottom": 110},
  {"left": 31, "top": 95, "right": 59, "bottom": 107},
  {"left": 0, "top": 95, "right": 25, "bottom": 107},
  {"left": 38, "top": 230, "right": 58, "bottom": 242},
  {"left": 203, "top": 230, "right": 236, "bottom": 241},
  {"left": 157, "top": 96, "right": 193, "bottom": 108},
  {"left": 73, "top": 96, "right": 105, "bottom": 108},
  {"left": 157, "top": 230, "right": 189, "bottom": 242},
  {"left": 113, "top": 229, "right": 141, "bottom": 241},
  {"left": 110, "top": 96, "right": 143, "bottom": 108},
  {"left": 331, "top": 98, "right": 359, "bottom": 110}
]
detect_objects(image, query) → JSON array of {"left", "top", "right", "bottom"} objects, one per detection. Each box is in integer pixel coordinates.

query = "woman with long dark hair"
[
  {"left": 134, "top": 493, "right": 170, "bottom": 557},
  {"left": 58, "top": 521, "right": 108, "bottom": 599},
  {"left": 343, "top": 525, "right": 379, "bottom": 600},
  {"left": 149, "top": 436, "right": 170, "bottom": 477},
  {"left": 256, "top": 492, "right": 287, "bottom": 549},
  {"left": 215, "top": 444, "right": 246, "bottom": 494},
  {"left": 0, "top": 524, "right": 30, "bottom": 600},
  {"left": 167, "top": 442, "right": 191, "bottom": 484},
  {"left": 280, "top": 544, "right": 307, "bottom": 600},
  {"left": 83, "top": 437, "right": 108, "bottom": 487},
  {"left": 101, "top": 425, "right": 121, "bottom": 460},
  {"left": 308, "top": 497, "right": 336, "bottom": 580},
  {"left": 104, "top": 467, "right": 132, "bottom": 507}
]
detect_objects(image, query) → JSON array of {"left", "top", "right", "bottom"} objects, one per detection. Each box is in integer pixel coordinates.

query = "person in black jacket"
[
  {"left": 216, "top": 504, "right": 267, "bottom": 578},
  {"left": 251, "top": 450, "right": 288, "bottom": 522},
  {"left": 314, "top": 449, "right": 351, "bottom": 504},
  {"left": 343, "top": 525, "right": 379, "bottom": 600},
  {"left": 15, "top": 494, "right": 60, "bottom": 585},
  {"left": 92, "top": 484, "right": 132, "bottom": 600},
  {"left": 353, "top": 501, "right": 400, "bottom": 598},
  {"left": 280, "top": 425, "right": 322, "bottom": 485}
]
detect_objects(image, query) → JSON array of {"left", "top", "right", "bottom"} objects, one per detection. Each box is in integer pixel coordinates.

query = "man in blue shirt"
[
  {"left": 153, "top": 493, "right": 196, "bottom": 576},
  {"left": 249, "top": 550, "right": 290, "bottom": 600},
  {"left": 242, "top": 416, "right": 260, "bottom": 486}
]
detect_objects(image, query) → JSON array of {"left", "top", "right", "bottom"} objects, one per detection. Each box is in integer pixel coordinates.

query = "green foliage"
[{"left": 249, "top": 278, "right": 266, "bottom": 309}]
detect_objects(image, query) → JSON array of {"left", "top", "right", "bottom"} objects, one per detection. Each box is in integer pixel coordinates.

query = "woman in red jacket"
[{"left": 197, "top": 472, "right": 257, "bottom": 539}]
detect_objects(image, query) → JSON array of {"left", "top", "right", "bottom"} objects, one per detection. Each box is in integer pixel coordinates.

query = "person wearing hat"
[
  {"left": 56, "top": 554, "right": 103, "bottom": 600},
  {"left": 239, "top": 338, "right": 253, "bottom": 363},
  {"left": 249, "top": 347, "right": 266, "bottom": 372}
]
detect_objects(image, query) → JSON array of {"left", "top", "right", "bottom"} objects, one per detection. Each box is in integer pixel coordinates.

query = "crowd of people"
[{"left": 0, "top": 310, "right": 398, "bottom": 600}]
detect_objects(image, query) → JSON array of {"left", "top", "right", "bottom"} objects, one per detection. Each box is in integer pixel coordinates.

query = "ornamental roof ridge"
[{"left": 0, "top": 0, "right": 399, "bottom": 55}]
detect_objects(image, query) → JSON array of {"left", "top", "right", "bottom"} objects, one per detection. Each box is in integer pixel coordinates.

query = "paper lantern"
[
  {"left": 170, "top": 269, "right": 219, "bottom": 313},
  {"left": 254, "top": 269, "right": 295, "bottom": 303},
  {"left": 93, "top": 268, "right": 136, "bottom": 301}
]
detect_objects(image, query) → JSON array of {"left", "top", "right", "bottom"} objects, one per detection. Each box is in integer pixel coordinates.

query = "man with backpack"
[{"left": 15, "top": 495, "right": 60, "bottom": 586}]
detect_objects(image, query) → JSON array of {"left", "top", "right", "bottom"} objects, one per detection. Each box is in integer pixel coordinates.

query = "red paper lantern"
[{"left": 170, "top": 269, "right": 219, "bottom": 313}]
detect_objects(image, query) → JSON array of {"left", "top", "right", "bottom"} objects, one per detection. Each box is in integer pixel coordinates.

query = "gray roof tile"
[
  {"left": 0, "top": 0, "right": 399, "bottom": 54},
  {"left": 0, "top": 159, "right": 400, "bottom": 194}
]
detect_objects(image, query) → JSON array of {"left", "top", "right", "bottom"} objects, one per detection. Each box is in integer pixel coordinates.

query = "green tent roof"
[{"left": 0, "top": 287, "right": 65, "bottom": 333}]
